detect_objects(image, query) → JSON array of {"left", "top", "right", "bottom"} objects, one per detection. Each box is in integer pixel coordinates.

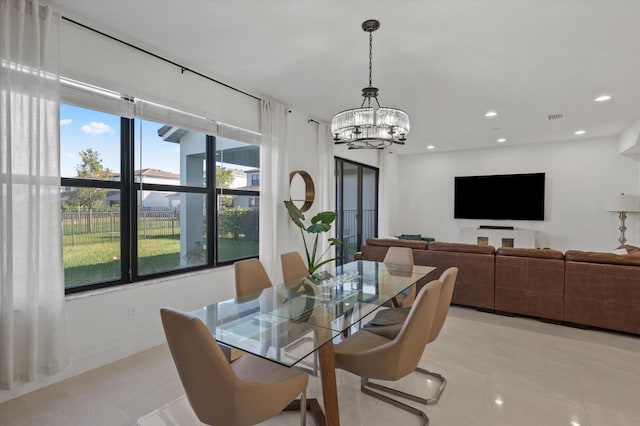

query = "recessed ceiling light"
[
  {"left": 485, "top": 111, "right": 498, "bottom": 118},
  {"left": 594, "top": 94, "right": 611, "bottom": 102},
  {"left": 497, "top": 138, "right": 506, "bottom": 143},
  {"left": 570, "top": 421, "right": 581, "bottom": 426},
  {"left": 574, "top": 130, "right": 586, "bottom": 135},
  {"left": 426, "top": 145, "right": 435, "bottom": 150},
  {"left": 494, "top": 397, "right": 504, "bottom": 405}
]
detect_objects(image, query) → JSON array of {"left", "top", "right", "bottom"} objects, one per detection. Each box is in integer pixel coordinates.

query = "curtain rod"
[{"left": 62, "top": 16, "right": 262, "bottom": 102}]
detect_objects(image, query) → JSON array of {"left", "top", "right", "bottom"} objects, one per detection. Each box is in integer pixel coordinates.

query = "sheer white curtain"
[
  {"left": 317, "top": 123, "right": 336, "bottom": 271},
  {"left": 378, "top": 149, "right": 391, "bottom": 237},
  {"left": 258, "top": 99, "right": 289, "bottom": 280},
  {"left": 0, "top": 0, "right": 67, "bottom": 390}
]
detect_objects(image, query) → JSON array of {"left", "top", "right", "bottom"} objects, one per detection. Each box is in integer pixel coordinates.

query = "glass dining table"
[{"left": 190, "top": 260, "right": 434, "bottom": 426}]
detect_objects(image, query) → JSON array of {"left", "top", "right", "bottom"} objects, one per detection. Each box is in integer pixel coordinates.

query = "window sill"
[{"left": 64, "top": 265, "right": 233, "bottom": 301}]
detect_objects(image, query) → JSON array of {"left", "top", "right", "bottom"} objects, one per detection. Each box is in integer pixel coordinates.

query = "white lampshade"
[{"left": 606, "top": 193, "right": 640, "bottom": 212}]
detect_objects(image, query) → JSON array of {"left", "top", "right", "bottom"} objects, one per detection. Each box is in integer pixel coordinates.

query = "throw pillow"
[
  {"left": 617, "top": 244, "right": 640, "bottom": 254},
  {"left": 397, "top": 234, "right": 421, "bottom": 240}
]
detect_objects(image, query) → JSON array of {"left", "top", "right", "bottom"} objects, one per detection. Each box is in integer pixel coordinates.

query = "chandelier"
[{"left": 331, "top": 19, "right": 410, "bottom": 149}]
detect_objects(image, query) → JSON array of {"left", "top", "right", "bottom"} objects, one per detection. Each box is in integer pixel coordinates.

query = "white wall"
[
  {"left": 0, "top": 266, "right": 236, "bottom": 403},
  {"left": 0, "top": 21, "right": 325, "bottom": 404},
  {"left": 334, "top": 144, "right": 380, "bottom": 168},
  {"left": 59, "top": 21, "right": 260, "bottom": 134},
  {"left": 392, "top": 137, "right": 640, "bottom": 252}
]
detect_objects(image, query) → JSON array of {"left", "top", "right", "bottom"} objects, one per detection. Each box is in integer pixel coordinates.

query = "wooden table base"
[{"left": 318, "top": 342, "right": 340, "bottom": 426}]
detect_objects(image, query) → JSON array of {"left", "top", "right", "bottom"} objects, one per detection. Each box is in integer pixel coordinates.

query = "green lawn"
[{"left": 64, "top": 237, "right": 258, "bottom": 288}]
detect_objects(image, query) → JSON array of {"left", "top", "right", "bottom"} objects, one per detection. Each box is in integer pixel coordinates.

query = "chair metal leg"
[
  {"left": 364, "top": 367, "right": 447, "bottom": 406},
  {"left": 415, "top": 367, "right": 447, "bottom": 405},
  {"left": 300, "top": 390, "right": 307, "bottom": 426},
  {"left": 361, "top": 378, "right": 429, "bottom": 426}
]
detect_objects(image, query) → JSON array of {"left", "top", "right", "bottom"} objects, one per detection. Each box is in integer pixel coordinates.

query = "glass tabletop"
[{"left": 190, "top": 260, "right": 434, "bottom": 368}]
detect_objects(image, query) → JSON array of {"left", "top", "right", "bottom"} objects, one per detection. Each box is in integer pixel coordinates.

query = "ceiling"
[{"left": 48, "top": 0, "right": 640, "bottom": 155}]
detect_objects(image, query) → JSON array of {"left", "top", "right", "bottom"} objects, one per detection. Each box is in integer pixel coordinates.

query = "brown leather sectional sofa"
[
  {"left": 356, "top": 238, "right": 640, "bottom": 335},
  {"left": 358, "top": 239, "right": 495, "bottom": 310},
  {"left": 495, "top": 247, "right": 565, "bottom": 322},
  {"left": 564, "top": 250, "right": 640, "bottom": 335}
]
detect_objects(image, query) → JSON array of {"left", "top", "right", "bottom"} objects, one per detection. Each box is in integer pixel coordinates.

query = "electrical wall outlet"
[{"left": 127, "top": 307, "right": 136, "bottom": 320}]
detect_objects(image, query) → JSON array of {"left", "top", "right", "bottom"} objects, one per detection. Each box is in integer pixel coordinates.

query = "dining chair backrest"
[
  {"left": 428, "top": 267, "right": 458, "bottom": 344},
  {"left": 384, "top": 246, "right": 415, "bottom": 307},
  {"left": 392, "top": 279, "right": 442, "bottom": 378},
  {"left": 160, "top": 308, "right": 239, "bottom": 425},
  {"left": 234, "top": 258, "right": 272, "bottom": 298},
  {"left": 383, "top": 246, "right": 414, "bottom": 266},
  {"left": 336, "top": 280, "right": 442, "bottom": 381},
  {"left": 281, "top": 251, "right": 309, "bottom": 283}
]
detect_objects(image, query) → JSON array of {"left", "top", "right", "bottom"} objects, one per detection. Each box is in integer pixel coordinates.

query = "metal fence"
[
  {"left": 61, "top": 207, "right": 259, "bottom": 246},
  {"left": 339, "top": 209, "right": 376, "bottom": 262},
  {"left": 341, "top": 209, "right": 376, "bottom": 239},
  {"left": 62, "top": 208, "right": 180, "bottom": 246}
]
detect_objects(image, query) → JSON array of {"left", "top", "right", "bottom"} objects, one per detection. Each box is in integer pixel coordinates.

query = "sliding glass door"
[{"left": 335, "top": 158, "right": 379, "bottom": 265}]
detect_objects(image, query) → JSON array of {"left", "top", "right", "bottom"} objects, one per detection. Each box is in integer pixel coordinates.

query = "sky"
[{"left": 60, "top": 104, "right": 181, "bottom": 178}]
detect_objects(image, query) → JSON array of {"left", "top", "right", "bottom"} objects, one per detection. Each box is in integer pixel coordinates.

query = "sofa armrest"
[{"left": 565, "top": 250, "right": 640, "bottom": 266}]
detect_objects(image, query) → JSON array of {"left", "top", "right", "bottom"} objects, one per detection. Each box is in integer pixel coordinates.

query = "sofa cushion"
[
  {"left": 427, "top": 241, "right": 495, "bottom": 254},
  {"left": 496, "top": 247, "right": 564, "bottom": 260},
  {"left": 565, "top": 250, "right": 640, "bottom": 267},
  {"left": 365, "top": 238, "right": 428, "bottom": 250}
]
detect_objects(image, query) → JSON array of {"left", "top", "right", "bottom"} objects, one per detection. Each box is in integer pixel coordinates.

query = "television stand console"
[
  {"left": 459, "top": 228, "right": 535, "bottom": 248},
  {"left": 478, "top": 225, "right": 514, "bottom": 230}
]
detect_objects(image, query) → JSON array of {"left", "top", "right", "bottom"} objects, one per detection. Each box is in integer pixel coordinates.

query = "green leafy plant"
[{"left": 284, "top": 200, "right": 342, "bottom": 274}]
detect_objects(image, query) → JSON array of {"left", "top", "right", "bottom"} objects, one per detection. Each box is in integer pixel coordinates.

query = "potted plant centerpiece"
[{"left": 283, "top": 200, "right": 342, "bottom": 275}]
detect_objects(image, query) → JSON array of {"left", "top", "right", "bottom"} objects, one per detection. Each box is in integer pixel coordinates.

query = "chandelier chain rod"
[{"left": 368, "top": 29, "right": 373, "bottom": 88}]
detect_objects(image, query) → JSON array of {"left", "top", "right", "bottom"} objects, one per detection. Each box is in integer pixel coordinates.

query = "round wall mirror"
[{"left": 289, "top": 170, "right": 315, "bottom": 212}]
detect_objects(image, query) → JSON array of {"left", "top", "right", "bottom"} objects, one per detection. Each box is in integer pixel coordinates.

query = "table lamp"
[{"left": 606, "top": 193, "right": 640, "bottom": 245}]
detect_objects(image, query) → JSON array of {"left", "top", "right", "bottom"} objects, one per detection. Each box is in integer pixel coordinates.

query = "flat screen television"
[{"left": 454, "top": 173, "right": 545, "bottom": 220}]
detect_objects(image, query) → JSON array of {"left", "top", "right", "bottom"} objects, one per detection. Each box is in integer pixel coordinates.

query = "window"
[
  {"left": 248, "top": 172, "right": 260, "bottom": 187},
  {"left": 134, "top": 119, "right": 209, "bottom": 277},
  {"left": 60, "top": 83, "right": 260, "bottom": 293},
  {"left": 335, "top": 158, "right": 379, "bottom": 265},
  {"left": 216, "top": 138, "right": 260, "bottom": 263},
  {"left": 60, "top": 104, "right": 122, "bottom": 289}
]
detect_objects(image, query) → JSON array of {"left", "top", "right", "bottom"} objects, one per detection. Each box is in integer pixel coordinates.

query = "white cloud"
[
  {"left": 60, "top": 118, "right": 72, "bottom": 126},
  {"left": 81, "top": 121, "right": 114, "bottom": 136},
  {"left": 66, "top": 152, "right": 76, "bottom": 159}
]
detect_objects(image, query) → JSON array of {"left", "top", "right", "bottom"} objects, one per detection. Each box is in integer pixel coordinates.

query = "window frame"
[{"left": 62, "top": 99, "right": 260, "bottom": 295}]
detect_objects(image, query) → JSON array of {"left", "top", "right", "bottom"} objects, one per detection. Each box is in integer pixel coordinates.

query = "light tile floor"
[{"left": 2, "top": 306, "right": 640, "bottom": 426}]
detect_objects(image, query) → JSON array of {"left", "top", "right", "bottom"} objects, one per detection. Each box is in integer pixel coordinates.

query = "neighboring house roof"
[
  {"left": 231, "top": 168, "right": 246, "bottom": 178},
  {"left": 233, "top": 185, "right": 259, "bottom": 191},
  {"left": 108, "top": 168, "right": 180, "bottom": 179}
]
